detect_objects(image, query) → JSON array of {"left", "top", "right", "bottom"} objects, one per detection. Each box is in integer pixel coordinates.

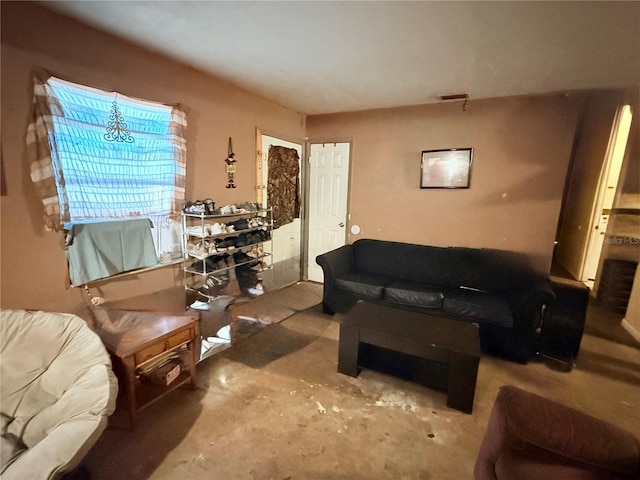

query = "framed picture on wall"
[{"left": 421, "top": 148, "right": 473, "bottom": 189}]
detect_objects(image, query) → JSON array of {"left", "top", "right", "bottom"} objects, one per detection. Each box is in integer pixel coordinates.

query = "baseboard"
[{"left": 621, "top": 318, "right": 640, "bottom": 344}]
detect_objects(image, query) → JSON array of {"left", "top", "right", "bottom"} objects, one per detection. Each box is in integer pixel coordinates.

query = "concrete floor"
[{"left": 84, "top": 282, "right": 640, "bottom": 480}]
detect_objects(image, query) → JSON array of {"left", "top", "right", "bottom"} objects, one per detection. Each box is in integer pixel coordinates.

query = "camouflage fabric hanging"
[{"left": 267, "top": 146, "right": 300, "bottom": 229}]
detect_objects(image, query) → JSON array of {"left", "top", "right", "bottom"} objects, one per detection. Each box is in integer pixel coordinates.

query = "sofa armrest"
[
  {"left": 476, "top": 385, "right": 640, "bottom": 479},
  {"left": 511, "top": 275, "right": 556, "bottom": 312},
  {"left": 315, "top": 245, "right": 356, "bottom": 313},
  {"left": 315, "top": 244, "right": 355, "bottom": 285},
  {"left": 509, "top": 275, "right": 555, "bottom": 335},
  {"left": 500, "top": 276, "right": 555, "bottom": 360}
]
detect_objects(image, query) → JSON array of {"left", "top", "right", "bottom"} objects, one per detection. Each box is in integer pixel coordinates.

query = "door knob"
[{"left": 339, "top": 222, "right": 345, "bottom": 227}]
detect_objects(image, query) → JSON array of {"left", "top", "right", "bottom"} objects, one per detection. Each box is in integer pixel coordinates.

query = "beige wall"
[
  {"left": 0, "top": 3, "right": 601, "bottom": 314},
  {"left": 307, "top": 95, "right": 584, "bottom": 272},
  {"left": 0, "top": 2, "right": 305, "bottom": 313}
]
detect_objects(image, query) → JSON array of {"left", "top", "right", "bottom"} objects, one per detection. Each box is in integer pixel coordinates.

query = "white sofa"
[{"left": 1, "top": 310, "right": 118, "bottom": 480}]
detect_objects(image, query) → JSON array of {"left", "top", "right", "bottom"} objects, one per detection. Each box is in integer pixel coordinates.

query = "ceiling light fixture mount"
[{"left": 439, "top": 93, "right": 470, "bottom": 112}]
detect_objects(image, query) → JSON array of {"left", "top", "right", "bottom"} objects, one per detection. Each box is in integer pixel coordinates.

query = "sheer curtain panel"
[
  {"left": 26, "top": 70, "right": 187, "bottom": 231},
  {"left": 25, "top": 70, "right": 188, "bottom": 280}
]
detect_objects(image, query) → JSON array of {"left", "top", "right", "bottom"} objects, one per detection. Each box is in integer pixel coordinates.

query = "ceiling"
[{"left": 43, "top": 1, "right": 640, "bottom": 115}]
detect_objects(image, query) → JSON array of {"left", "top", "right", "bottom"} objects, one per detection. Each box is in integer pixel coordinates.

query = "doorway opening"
[
  {"left": 552, "top": 94, "right": 639, "bottom": 348},
  {"left": 256, "top": 131, "right": 304, "bottom": 289},
  {"left": 553, "top": 93, "right": 634, "bottom": 292},
  {"left": 581, "top": 104, "right": 633, "bottom": 289}
]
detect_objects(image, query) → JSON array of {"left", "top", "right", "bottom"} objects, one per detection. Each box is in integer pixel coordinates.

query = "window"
[{"left": 27, "top": 70, "right": 187, "bottom": 281}]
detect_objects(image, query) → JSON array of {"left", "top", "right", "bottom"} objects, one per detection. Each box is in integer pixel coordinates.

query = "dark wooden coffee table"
[{"left": 338, "top": 301, "right": 481, "bottom": 414}]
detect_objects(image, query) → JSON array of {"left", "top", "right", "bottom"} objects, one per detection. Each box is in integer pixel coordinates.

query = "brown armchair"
[{"left": 475, "top": 385, "right": 640, "bottom": 480}]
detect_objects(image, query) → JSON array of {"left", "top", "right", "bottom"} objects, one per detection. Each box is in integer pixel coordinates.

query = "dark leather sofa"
[{"left": 315, "top": 239, "right": 556, "bottom": 363}]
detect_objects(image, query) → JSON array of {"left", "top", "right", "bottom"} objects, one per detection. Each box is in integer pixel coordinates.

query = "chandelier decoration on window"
[{"left": 104, "top": 95, "right": 134, "bottom": 143}]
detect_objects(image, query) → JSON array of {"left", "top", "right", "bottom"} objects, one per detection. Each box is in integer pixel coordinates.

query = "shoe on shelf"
[
  {"left": 215, "top": 239, "right": 229, "bottom": 251},
  {"left": 233, "top": 251, "right": 255, "bottom": 265},
  {"left": 205, "top": 275, "right": 226, "bottom": 287},
  {"left": 189, "top": 300, "right": 210, "bottom": 311},
  {"left": 238, "top": 201, "right": 258, "bottom": 213},
  {"left": 185, "top": 225, "right": 208, "bottom": 238},
  {"left": 187, "top": 242, "right": 206, "bottom": 257},
  {"left": 247, "top": 282, "right": 265, "bottom": 297},
  {"left": 184, "top": 200, "right": 206, "bottom": 214},
  {"left": 226, "top": 236, "right": 240, "bottom": 248},
  {"left": 247, "top": 245, "right": 265, "bottom": 258},
  {"left": 229, "top": 218, "right": 249, "bottom": 231},
  {"left": 233, "top": 234, "right": 249, "bottom": 247},
  {"left": 210, "top": 223, "right": 224, "bottom": 235},
  {"left": 194, "top": 274, "right": 229, "bottom": 295},
  {"left": 260, "top": 229, "right": 271, "bottom": 240},
  {"left": 205, "top": 253, "right": 222, "bottom": 266},
  {"left": 208, "top": 253, "right": 229, "bottom": 270},
  {"left": 203, "top": 198, "right": 217, "bottom": 215}
]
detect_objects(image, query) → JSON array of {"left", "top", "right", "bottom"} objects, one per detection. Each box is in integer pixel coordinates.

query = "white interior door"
[
  {"left": 581, "top": 104, "right": 632, "bottom": 288},
  {"left": 260, "top": 135, "right": 303, "bottom": 288},
  {"left": 307, "top": 142, "right": 350, "bottom": 282}
]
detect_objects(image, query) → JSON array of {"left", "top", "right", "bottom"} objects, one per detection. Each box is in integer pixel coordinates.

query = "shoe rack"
[{"left": 181, "top": 205, "right": 273, "bottom": 302}]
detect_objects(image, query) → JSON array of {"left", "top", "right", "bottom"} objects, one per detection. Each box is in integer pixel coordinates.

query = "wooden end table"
[
  {"left": 94, "top": 309, "right": 200, "bottom": 429},
  {"left": 338, "top": 302, "right": 481, "bottom": 414}
]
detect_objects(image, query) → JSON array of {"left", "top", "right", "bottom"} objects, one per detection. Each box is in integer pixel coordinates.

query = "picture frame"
[{"left": 420, "top": 148, "right": 473, "bottom": 189}]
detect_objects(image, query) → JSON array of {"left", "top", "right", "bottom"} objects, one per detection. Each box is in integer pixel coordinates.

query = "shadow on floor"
[
  {"left": 576, "top": 347, "right": 640, "bottom": 386},
  {"left": 551, "top": 257, "right": 638, "bottom": 350},
  {"left": 89, "top": 388, "right": 207, "bottom": 480},
  {"left": 225, "top": 320, "right": 320, "bottom": 369},
  {"left": 583, "top": 299, "right": 639, "bottom": 349}
]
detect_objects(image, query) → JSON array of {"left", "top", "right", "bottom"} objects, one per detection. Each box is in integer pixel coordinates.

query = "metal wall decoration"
[
  {"left": 225, "top": 137, "right": 237, "bottom": 188},
  {"left": 104, "top": 95, "right": 134, "bottom": 143}
]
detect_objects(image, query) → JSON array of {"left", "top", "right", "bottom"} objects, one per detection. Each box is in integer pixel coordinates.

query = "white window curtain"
[{"left": 26, "top": 69, "right": 187, "bottom": 260}]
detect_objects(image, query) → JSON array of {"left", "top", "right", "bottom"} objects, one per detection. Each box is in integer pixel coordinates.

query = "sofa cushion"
[
  {"left": 445, "top": 247, "right": 536, "bottom": 293},
  {"left": 384, "top": 280, "right": 444, "bottom": 308},
  {"left": 443, "top": 288, "right": 513, "bottom": 327},
  {"left": 335, "top": 272, "right": 389, "bottom": 299},
  {"left": 351, "top": 240, "right": 539, "bottom": 294},
  {"left": 352, "top": 239, "right": 455, "bottom": 286}
]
